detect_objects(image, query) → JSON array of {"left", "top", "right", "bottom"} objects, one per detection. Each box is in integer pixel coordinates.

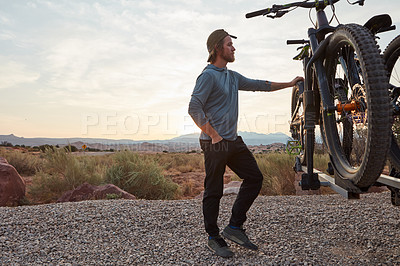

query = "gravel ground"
[{"left": 1, "top": 192, "right": 400, "bottom": 265}]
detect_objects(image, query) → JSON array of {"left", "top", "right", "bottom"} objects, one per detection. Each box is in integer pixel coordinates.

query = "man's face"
[{"left": 219, "top": 35, "right": 235, "bottom": 63}]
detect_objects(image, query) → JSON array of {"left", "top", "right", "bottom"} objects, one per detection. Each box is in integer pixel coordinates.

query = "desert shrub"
[
  {"left": 38, "top": 145, "right": 56, "bottom": 152},
  {"left": 0, "top": 147, "right": 44, "bottom": 175},
  {"left": 313, "top": 153, "right": 330, "bottom": 173},
  {"left": 181, "top": 180, "right": 195, "bottom": 197},
  {"left": 255, "top": 153, "right": 297, "bottom": 196},
  {"left": 30, "top": 146, "right": 40, "bottom": 152},
  {"left": 233, "top": 153, "right": 331, "bottom": 196},
  {"left": 176, "top": 164, "right": 194, "bottom": 173},
  {"left": 0, "top": 141, "right": 13, "bottom": 147},
  {"left": 105, "top": 151, "right": 180, "bottom": 200},
  {"left": 29, "top": 148, "right": 105, "bottom": 203},
  {"left": 232, "top": 153, "right": 295, "bottom": 195},
  {"left": 64, "top": 145, "right": 78, "bottom": 152},
  {"left": 153, "top": 153, "right": 204, "bottom": 173},
  {"left": 231, "top": 153, "right": 295, "bottom": 195},
  {"left": 29, "top": 171, "right": 69, "bottom": 203}
]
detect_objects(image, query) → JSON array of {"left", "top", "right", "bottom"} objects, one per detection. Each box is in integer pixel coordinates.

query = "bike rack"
[{"left": 300, "top": 166, "right": 400, "bottom": 205}]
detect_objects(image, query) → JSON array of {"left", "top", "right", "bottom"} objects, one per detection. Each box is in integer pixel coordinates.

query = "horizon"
[
  {"left": 0, "top": 131, "right": 292, "bottom": 150},
  {"left": 1, "top": 0, "right": 399, "bottom": 140},
  {"left": 1, "top": 130, "right": 291, "bottom": 142}
]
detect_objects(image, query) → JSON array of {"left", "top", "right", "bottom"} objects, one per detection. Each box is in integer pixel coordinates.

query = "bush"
[
  {"left": 38, "top": 145, "right": 56, "bottom": 153},
  {"left": 153, "top": 153, "right": 204, "bottom": 173},
  {"left": 255, "top": 153, "right": 297, "bottom": 196},
  {"left": 0, "top": 147, "right": 44, "bottom": 176},
  {"left": 105, "top": 151, "right": 180, "bottom": 200},
  {"left": 29, "top": 148, "right": 104, "bottom": 203},
  {"left": 29, "top": 171, "right": 70, "bottom": 203},
  {"left": 313, "top": 153, "right": 330, "bottom": 173},
  {"left": 0, "top": 141, "right": 13, "bottom": 147},
  {"left": 64, "top": 145, "right": 78, "bottom": 152}
]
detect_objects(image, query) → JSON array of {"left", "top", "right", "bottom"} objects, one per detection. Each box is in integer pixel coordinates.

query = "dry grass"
[
  {"left": 255, "top": 153, "right": 297, "bottom": 196},
  {"left": 2, "top": 146, "right": 336, "bottom": 205},
  {"left": 0, "top": 147, "right": 44, "bottom": 176},
  {"left": 29, "top": 148, "right": 106, "bottom": 204},
  {"left": 181, "top": 179, "right": 195, "bottom": 197},
  {"left": 104, "top": 151, "right": 181, "bottom": 200},
  {"left": 231, "top": 153, "right": 331, "bottom": 196},
  {"left": 151, "top": 153, "right": 204, "bottom": 173},
  {"left": 313, "top": 153, "right": 331, "bottom": 173}
]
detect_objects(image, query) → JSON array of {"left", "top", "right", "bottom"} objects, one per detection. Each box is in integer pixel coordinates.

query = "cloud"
[
  {"left": 0, "top": 30, "right": 15, "bottom": 41},
  {"left": 0, "top": 57, "right": 40, "bottom": 89},
  {"left": 21, "top": 1, "right": 218, "bottom": 111},
  {"left": 1, "top": 0, "right": 400, "bottom": 138}
]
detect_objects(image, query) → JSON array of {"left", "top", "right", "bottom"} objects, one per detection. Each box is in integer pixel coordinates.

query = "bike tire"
[
  {"left": 383, "top": 35, "right": 400, "bottom": 171},
  {"left": 323, "top": 24, "right": 391, "bottom": 188}
]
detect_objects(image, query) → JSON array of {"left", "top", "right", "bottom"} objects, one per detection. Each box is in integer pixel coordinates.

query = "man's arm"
[
  {"left": 237, "top": 73, "right": 304, "bottom": 92},
  {"left": 200, "top": 122, "right": 223, "bottom": 144},
  {"left": 269, "top": 76, "right": 304, "bottom": 92},
  {"left": 188, "top": 72, "right": 223, "bottom": 144}
]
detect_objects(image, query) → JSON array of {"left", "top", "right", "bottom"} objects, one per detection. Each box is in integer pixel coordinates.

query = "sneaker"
[
  {"left": 222, "top": 225, "right": 258, "bottom": 250},
  {"left": 207, "top": 235, "right": 234, "bottom": 258}
]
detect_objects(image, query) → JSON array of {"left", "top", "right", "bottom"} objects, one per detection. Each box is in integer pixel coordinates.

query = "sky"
[{"left": 1, "top": 0, "right": 400, "bottom": 140}]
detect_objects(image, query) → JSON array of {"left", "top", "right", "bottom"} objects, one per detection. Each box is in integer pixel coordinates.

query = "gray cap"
[{"left": 207, "top": 29, "right": 237, "bottom": 62}]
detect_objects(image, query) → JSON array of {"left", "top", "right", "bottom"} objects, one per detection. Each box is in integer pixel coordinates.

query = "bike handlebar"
[
  {"left": 246, "top": 8, "right": 271, "bottom": 19},
  {"left": 246, "top": 0, "right": 342, "bottom": 19},
  {"left": 287, "top": 39, "right": 310, "bottom": 45}
]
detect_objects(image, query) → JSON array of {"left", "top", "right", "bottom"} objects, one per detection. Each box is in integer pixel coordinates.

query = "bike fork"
[{"left": 297, "top": 28, "right": 331, "bottom": 191}]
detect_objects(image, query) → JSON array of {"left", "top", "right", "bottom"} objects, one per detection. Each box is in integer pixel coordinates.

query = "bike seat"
[{"left": 364, "top": 14, "right": 392, "bottom": 35}]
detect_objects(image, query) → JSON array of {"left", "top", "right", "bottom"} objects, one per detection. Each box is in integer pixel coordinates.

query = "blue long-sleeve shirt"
[{"left": 188, "top": 64, "right": 271, "bottom": 141}]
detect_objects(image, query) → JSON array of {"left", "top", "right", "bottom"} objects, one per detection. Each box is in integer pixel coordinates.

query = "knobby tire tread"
[
  {"left": 325, "top": 24, "right": 391, "bottom": 188},
  {"left": 383, "top": 35, "right": 400, "bottom": 171}
]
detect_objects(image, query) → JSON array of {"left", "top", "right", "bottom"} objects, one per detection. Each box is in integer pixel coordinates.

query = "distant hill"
[
  {"left": 239, "top": 131, "right": 290, "bottom": 145},
  {"left": 0, "top": 134, "right": 139, "bottom": 146},
  {"left": 171, "top": 131, "right": 290, "bottom": 146},
  {"left": 0, "top": 132, "right": 290, "bottom": 151}
]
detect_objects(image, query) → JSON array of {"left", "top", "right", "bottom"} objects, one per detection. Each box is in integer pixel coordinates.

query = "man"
[{"left": 188, "top": 29, "right": 303, "bottom": 258}]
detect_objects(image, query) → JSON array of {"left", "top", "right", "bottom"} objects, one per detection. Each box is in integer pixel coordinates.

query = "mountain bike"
[
  {"left": 246, "top": 0, "right": 392, "bottom": 191},
  {"left": 376, "top": 28, "right": 400, "bottom": 203},
  {"left": 383, "top": 34, "right": 400, "bottom": 172}
]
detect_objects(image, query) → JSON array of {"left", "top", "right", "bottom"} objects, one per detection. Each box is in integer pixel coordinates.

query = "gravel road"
[{"left": 1, "top": 192, "right": 400, "bottom": 265}]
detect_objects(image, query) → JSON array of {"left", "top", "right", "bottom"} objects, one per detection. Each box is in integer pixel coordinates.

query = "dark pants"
[{"left": 200, "top": 136, "right": 263, "bottom": 237}]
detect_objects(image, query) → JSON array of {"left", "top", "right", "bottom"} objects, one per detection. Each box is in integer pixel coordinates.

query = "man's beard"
[{"left": 222, "top": 52, "right": 235, "bottom": 63}]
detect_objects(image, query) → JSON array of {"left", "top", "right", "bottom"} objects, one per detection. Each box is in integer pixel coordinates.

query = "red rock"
[
  {"left": 0, "top": 157, "right": 26, "bottom": 206},
  {"left": 57, "top": 182, "right": 136, "bottom": 203}
]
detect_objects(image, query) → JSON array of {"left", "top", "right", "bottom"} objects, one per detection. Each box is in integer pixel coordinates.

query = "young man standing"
[{"left": 188, "top": 29, "right": 303, "bottom": 258}]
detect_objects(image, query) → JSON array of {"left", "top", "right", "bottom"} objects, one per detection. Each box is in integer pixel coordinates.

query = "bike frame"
[{"left": 291, "top": 3, "right": 339, "bottom": 189}]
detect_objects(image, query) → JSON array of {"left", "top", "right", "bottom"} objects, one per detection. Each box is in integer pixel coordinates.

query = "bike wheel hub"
[{"left": 336, "top": 100, "right": 361, "bottom": 115}]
